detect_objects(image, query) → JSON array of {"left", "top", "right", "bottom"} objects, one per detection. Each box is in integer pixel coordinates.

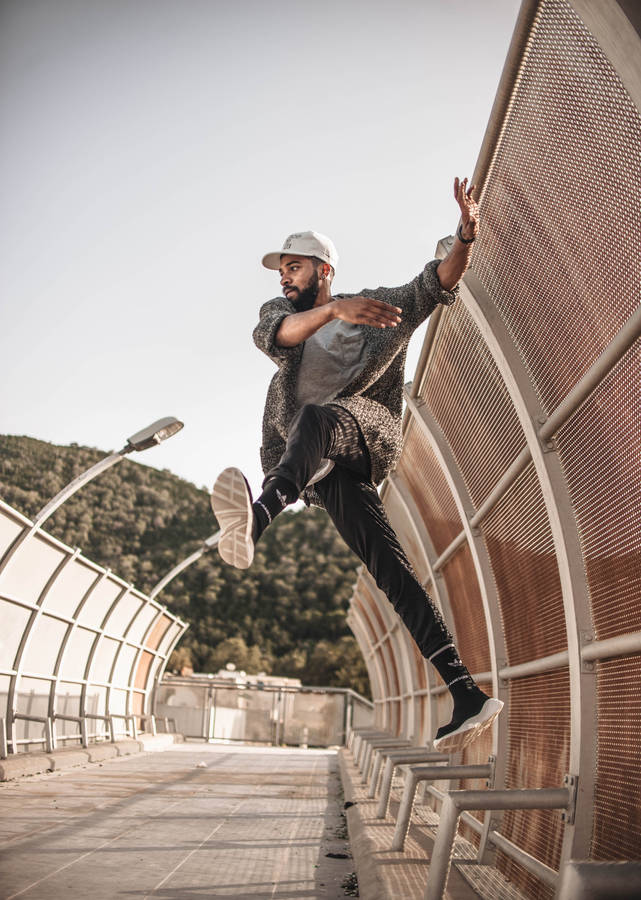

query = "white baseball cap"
[{"left": 262, "top": 230, "right": 338, "bottom": 271}]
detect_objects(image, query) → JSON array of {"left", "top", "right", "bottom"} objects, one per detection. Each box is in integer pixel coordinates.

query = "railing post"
[
  {"left": 108, "top": 716, "right": 116, "bottom": 743},
  {"left": 425, "top": 793, "right": 461, "bottom": 900},
  {"left": 44, "top": 717, "right": 54, "bottom": 753},
  {"left": 0, "top": 718, "right": 8, "bottom": 759}
]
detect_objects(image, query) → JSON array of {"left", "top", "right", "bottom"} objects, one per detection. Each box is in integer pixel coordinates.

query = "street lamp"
[
  {"left": 0, "top": 416, "right": 184, "bottom": 573},
  {"left": 149, "top": 530, "right": 220, "bottom": 600},
  {"left": 33, "top": 417, "right": 184, "bottom": 528}
]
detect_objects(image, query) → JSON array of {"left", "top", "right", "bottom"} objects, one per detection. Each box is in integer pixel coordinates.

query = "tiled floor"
[{"left": 0, "top": 744, "right": 354, "bottom": 899}]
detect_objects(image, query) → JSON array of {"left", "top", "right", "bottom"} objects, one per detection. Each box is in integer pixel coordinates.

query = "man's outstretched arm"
[
  {"left": 436, "top": 177, "right": 479, "bottom": 291},
  {"left": 275, "top": 297, "right": 402, "bottom": 347}
]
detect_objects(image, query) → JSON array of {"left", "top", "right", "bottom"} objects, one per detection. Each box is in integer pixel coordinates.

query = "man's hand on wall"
[{"left": 455, "top": 176, "right": 479, "bottom": 241}]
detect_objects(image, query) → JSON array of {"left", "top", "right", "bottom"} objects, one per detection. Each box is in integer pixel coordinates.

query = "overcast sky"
[{"left": 1, "top": 0, "right": 520, "bottom": 496}]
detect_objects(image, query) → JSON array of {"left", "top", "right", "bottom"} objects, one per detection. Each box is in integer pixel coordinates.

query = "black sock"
[
  {"left": 428, "top": 643, "right": 487, "bottom": 717},
  {"left": 252, "top": 476, "right": 298, "bottom": 543}
]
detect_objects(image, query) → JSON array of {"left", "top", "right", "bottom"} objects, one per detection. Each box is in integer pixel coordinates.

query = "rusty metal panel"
[
  {"left": 420, "top": 301, "right": 525, "bottom": 509},
  {"left": 396, "top": 419, "right": 462, "bottom": 557},
  {"left": 592, "top": 655, "right": 641, "bottom": 860},
  {"left": 556, "top": 344, "right": 641, "bottom": 641},
  {"left": 498, "top": 668, "right": 571, "bottom": 899},
  {"left": 473, "top": 0, "right": 641, "bottom": 416},
  {"left": 382, "top": 491, "right": 430, "bottom": 583},
  {"left": 440, "top": 544, "right": 491, "bottom": 679},
  {"left": 482, "top": 463, "right": 567, "bottom": 666}
]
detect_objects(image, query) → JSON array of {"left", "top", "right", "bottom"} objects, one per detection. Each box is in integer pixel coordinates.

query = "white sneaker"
[
  {"left": 433, "top": 697, "right": 504, "bottom": 753},
  {"left": 210, "top": 467, "right": 254, "bottom": 569}
]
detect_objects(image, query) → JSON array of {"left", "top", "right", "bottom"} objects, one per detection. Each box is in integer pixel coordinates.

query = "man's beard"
[{"left": 287, "top": 270, "right": 321, "bottom": 311}]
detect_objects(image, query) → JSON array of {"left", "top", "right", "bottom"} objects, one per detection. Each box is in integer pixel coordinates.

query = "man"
[{"left": 211, "top": 178, "right": 503, "bottom": 752}]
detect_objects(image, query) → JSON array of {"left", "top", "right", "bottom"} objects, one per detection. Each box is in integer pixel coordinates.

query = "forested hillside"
[{"left": 0, "top": 435, "right": 370, "bottom": 695}]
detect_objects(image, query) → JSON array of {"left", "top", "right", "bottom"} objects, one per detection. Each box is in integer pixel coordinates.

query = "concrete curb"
[
  {"left": 338, "top": 748, "right": 390, "bottom": 900},
  {"left": 338, "top": 747, "right": 477, "bottom": 900},
  {"left": 0, "top": 733, "right": 185, "bottom": 781}
]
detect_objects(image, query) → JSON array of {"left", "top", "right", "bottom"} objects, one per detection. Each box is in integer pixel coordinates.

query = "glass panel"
[
  {"left": 158, "top": 621, "right": 182, "bottom": 656},
  {"left": 22, "top": 614, "right": 68, "bottom": 676},
  {"left": 16, "top": 676, "right": 51, "bottom": 718},
  {"left": 15, "top": 716, "right": 47, "bottom": 748},
  {"left": 103, "top": 592, "right": 143, "bottom": 636},
  {"left": 147, "top": 654, "right": 164, "bottom": 691},
  {"left": 126, "top": 603, "right": 157, "bottom": 644},
  {"left": 134, "top": 651, "right": 153, "bottom": 690},
  {"left": 145, "top": 614, "right": 172, "bottom": 651},
  {"left": 111, "top": 644, "right": 137, "bottom": 688},
  {"left": 0, "top": 599, "right": 32, "bottom": 670},
  {"left": 77, "top": 578, "right": 122, "bottom": 628},
  {"left": 89, "top": 636, "right": 121, "bottom": 685},
  {"left": 55, "top": 717, "right": 82, "bottom": 743},
  {"left": 59, "top": 627, "right": 97, "bottom": 682},
  {"left": 46, "top": 560, "right": 97, "bottom": 619},
  {"left": 55, "top": 681, "right": 82, "bottom": 718},
  {"left": 1, "top": 536, "right": 66, "bottom": 604},
  {"left": 109, "top": 688, "right": 128, "bottom": 716},
  {"left": 0, "top": 508, "right": 24, "bottom": 556},
  {"left": 155, "top": 682, "right": 208, "bottom": 738},
  {"left": 132, "top": 691, "right": 144, "bottom": 716},
  {"left": 85, "top": 685, "right": 107, "bottom": 718}
]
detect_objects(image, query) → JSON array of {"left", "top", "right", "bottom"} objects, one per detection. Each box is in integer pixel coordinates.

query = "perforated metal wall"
[
  {"left": 473, "top": 0, "right": 641, "bottom": 415},
  {"left": 347, "top": 0, "right": 641, "bottom": 891}
]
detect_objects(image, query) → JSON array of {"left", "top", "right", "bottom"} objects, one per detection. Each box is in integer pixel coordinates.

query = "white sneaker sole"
[
  {"left": 433, "top": 698, "right": 504, "bottom": 753},
  {"left": 210, "top": 467, "right": 254, "bottom": 569}
]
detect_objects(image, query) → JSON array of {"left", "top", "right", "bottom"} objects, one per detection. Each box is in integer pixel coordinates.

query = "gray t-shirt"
[{"left": 295, "top": 319, "right": 368, "bottom": 408}]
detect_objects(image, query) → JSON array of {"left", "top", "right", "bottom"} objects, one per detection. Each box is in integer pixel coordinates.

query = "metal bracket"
[
  {"left": 561, "top": 773, "right": 578, "bottom": 825},
  {"left": 486, "top": 755, "right": 497, "bottom": 789},
  {"left": 580, "top": 631, "right": 595, "bottom": 672}
]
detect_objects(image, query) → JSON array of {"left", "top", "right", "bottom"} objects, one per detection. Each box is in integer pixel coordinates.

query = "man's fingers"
[{"left": 335, "top": 296, "right": 402, "bottom": 327}]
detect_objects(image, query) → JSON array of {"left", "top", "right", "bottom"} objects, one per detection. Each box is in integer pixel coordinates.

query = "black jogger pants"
[{"left": 265, "top": 403, "right": 454, "bottom": 658}]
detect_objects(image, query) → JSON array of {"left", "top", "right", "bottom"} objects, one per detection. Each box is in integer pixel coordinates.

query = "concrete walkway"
[{"left": 0, "top": 743, "right": 354, "bottom": 900}]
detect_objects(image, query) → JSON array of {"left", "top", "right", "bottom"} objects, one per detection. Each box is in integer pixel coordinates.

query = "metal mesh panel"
[
  {"left": 358, "top": 581, "right": 386, "bottom": 641},
  {"left": 592, "top": 655, "right": 641, "bottom": 860},
  {"left": 360, "top": 581, "right": 402, "bottom": 706},
  {"left": 420, "top": 298, "right": 525, "bottom": 508},
  {"left": 397, "top": 418, "right": 462, "bottom": 556},
  {"left": 383, "top": 492, "right": 429, "bottom": 583},
  {"left": 459, "top": 694, "right": 495, "bottom": 846},
  {"left": 482, "top": 462, "right": 566, "bottom": 665},
  {"left": 498, "top": 668, "right": 571, "bottom": 899},
  {"left": 439, "top": 544, "right": 491, "bottom": 680},
  {"left": 410, "top": 639, "right": 427, "bottom": 692},
  {"left": 556, "top": 343, "right": 641, "bottom": 640},
  {"left": 472, "top": 0, "right": 641, "bottom": 415}
]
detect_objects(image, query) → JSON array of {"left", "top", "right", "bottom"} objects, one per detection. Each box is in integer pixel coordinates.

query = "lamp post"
[
  {"left": 0, "top": 416, "right": 184, "bottom": 575},
  {"left": 149, "top": 530, "right": 220, "bottom": 600}
]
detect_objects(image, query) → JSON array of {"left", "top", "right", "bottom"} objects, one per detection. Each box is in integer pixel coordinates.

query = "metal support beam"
[
  {"left": 0, "top": 718, "right": 8, "bottom": 759},
  {"left": 557, "top": 859, "right": 641, "bottom": 900},
  {"left": 369, "top": 747, "right": 448, "bottom": 803},
  {"left": 391, "top": 763, "right": 494, "bottom": 852},
  {"left": 425, "top": 787, "right": 571, "bottom": 900}
]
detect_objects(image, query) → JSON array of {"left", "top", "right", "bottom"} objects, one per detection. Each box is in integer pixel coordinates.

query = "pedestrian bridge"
[{"left": 1, "top": 1, "right": 640, "bottom": 897}]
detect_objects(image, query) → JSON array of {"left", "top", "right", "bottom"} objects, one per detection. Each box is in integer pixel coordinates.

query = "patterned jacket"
[{"left": 252, "top": 259, "right": 458, "bottom": 506}]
